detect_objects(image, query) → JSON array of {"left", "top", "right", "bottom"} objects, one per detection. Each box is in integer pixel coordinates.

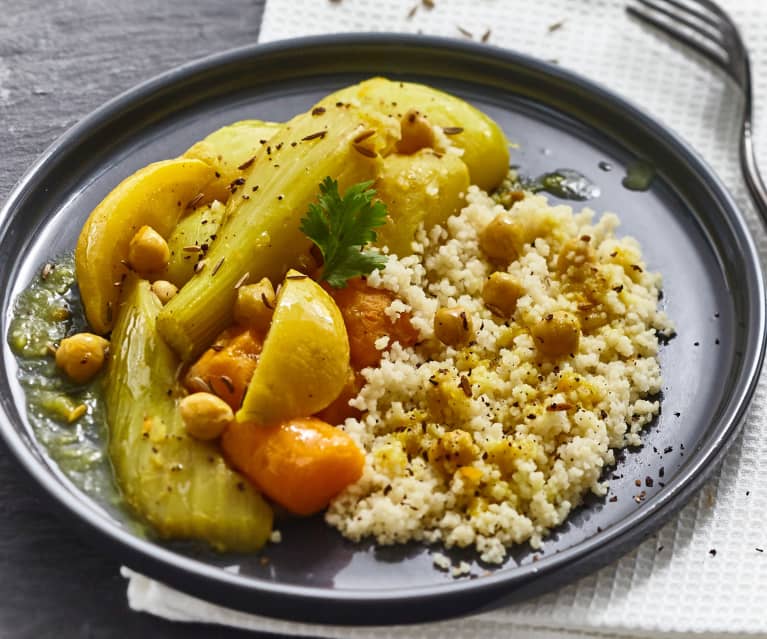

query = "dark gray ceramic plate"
[{"left": 0, "top": 35, "right": 764, "bottom": 625}]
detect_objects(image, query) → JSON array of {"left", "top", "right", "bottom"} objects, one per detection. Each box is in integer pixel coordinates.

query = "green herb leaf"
[{"left": 300, "top": 177, "right": 388, "bottom": 288}]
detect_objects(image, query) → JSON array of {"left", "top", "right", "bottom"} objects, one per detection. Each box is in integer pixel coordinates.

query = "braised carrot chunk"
[
  {"left": 221, "top": 417, "right": 365, "bottom": 516},
  {"left": 329, "top": 277, "right": 419, "bottom": 369},
  {"left": 315, "top": 368, "right": 364, "bottom": 425},
  {"left": 184, "top": 326, "right": 263, "bottom": 410}
]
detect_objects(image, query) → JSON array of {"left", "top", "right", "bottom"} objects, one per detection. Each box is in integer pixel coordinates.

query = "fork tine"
[
  {"left": 647, "top": 0, "right": 722, "bottom": 31},
  {"left": 636, "top": 0, "right": 726, "bottom": 47},
  {"left": 694, "top": 0, "right": 734, "bottom": 22},
  {"left": 627, "top": 5, "right": 731, "bottom": 76},
  {"left": 695, "top": 0, "right": 749, "bottom": 73},
  {"left": 631, "top": 1, "right": 767, "bottom": 225}
]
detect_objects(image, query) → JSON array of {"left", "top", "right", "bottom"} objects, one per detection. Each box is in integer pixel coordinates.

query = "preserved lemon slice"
[
  {"left": 236, "top": 270, "right": 350, "bottom": 425},
  {"left": 75, "top": 158, "right": 215, "bottom": 334}
]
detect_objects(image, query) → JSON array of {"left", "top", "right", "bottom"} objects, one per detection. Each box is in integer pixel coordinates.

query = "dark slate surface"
[{"left": 0, "top": 2, "right": 315, "bottom": 637}]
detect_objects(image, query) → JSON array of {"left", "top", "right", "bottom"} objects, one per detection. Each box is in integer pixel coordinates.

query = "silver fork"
[{"left": 627, "top": 0, "right": 767, "bottom": 226}]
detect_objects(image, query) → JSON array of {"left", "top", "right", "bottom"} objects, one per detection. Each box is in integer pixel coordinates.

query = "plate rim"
[{"left": 1, "top": 32, "right": 764, "bottom": 624}]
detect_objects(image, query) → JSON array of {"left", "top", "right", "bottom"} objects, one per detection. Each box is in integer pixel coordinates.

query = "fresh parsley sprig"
[{"left": 300, "top": 177, "right": 388, "bottom": 288}]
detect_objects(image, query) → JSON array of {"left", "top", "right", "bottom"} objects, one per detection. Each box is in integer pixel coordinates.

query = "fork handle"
[{"left": 740, "top": 121, "right": 767, "bottom": 228}]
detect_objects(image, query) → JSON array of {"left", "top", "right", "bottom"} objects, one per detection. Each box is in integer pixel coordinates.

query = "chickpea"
[
  {"left": 478, "top": 213, "right": 524, "bottom": 263},
  {"left": 151, "top": 280, "right": 178, "bottom": 305},
  {"left": 531, "top": 310, "right": 581, "bottom": 358},
  {"left": 234, "top": 277, "right": 276, "bottom": 333},
  {"left": 579, "top": 307, "right": 609, "bottom": 332},
  {"left": 128, "top": 225, "right": 170, "bottom": 275},
  {"left": 396, "top": 109, "right": 436, "bottom": 155},
  {"left": 55, "top": 333, "right": 110, "bottom": 383},
  {"left": 179, "top": 392, "right": 233, "bottom": 440},
  {"left": 434, "top": 306, "right": 473, "bottom": 348},
  {"left": 482, "top": 272, "right": 524, "bottom": 317},
  {"left": 557, "top": 236, "right": 595, "bottom": 282}
]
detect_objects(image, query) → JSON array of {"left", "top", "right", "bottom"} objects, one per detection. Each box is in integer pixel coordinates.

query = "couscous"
[{"left": 327, "top": 187, "right": 672, "bottom": 563}]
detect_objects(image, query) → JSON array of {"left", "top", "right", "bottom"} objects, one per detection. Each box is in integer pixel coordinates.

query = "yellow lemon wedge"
[
  {"left": 236, "top": 271, "right": 350, "bottom": 425},
  {"left": 75, "top": 158, "right": 216, "bottom": 334}
]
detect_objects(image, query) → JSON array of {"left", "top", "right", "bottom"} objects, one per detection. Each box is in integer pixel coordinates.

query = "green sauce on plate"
[
  {"left": 8, "top": 254, "right": 121, "bottom": 507},
  {"left": 622, "top": 160, "right": 656, "bottom": 191}
]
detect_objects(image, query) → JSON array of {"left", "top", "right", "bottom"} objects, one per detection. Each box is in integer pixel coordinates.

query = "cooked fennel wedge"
[
  {"left": 183, "top": 119, "right": 281, "bottom": 205},
  {"left": 158, "top": 104, "right": 398, "bottom": 361},
  {"left": 106, "top": 276, "right": 273, "bottom": 551},
  {"left": 320, "top": 77, "right": 510, "bottom": 192},
  {"left": 165, "top": 200, "right": 226, "bottom": 288}
]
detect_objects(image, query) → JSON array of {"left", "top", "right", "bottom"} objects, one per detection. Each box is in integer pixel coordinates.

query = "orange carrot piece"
[
  {"left": 184, "top": 327, "right": 263, "bottom": 410},
  {"left": 221, "top": 417, "right": 365, "bottom": 516},
  {"left": 328, "top": 277, "right": 419, "bottom": 369},
  {"left": 315, "top": 368, "right": 364, "bottom": 425}
]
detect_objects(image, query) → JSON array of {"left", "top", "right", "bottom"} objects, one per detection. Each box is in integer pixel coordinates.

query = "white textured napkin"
[{"left": 125, "top": 0, "right": 767, "bottom": 636}]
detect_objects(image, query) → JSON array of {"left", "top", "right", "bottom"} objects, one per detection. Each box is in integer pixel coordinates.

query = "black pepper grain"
[{"left": 237, "top": 156, "right": 256, "bottom": 170}]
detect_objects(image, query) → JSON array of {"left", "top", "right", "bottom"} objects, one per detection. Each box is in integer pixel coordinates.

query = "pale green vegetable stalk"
[
  {"left": 165, "top": 200, "right": 226, "bottom": 288},
  {"left": 158, "top": 104, "right": 399, "bottom": 361},
  {"left": 182, "top": 119, "right": 282, "bottom": 205},
  {"left": 106, "top": 276, "right": 273, "bottom": 551}
]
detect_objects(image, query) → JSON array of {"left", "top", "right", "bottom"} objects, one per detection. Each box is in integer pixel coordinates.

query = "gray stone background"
[{"left": 0, "top": 2, "right": 305, "bottom": 637}]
